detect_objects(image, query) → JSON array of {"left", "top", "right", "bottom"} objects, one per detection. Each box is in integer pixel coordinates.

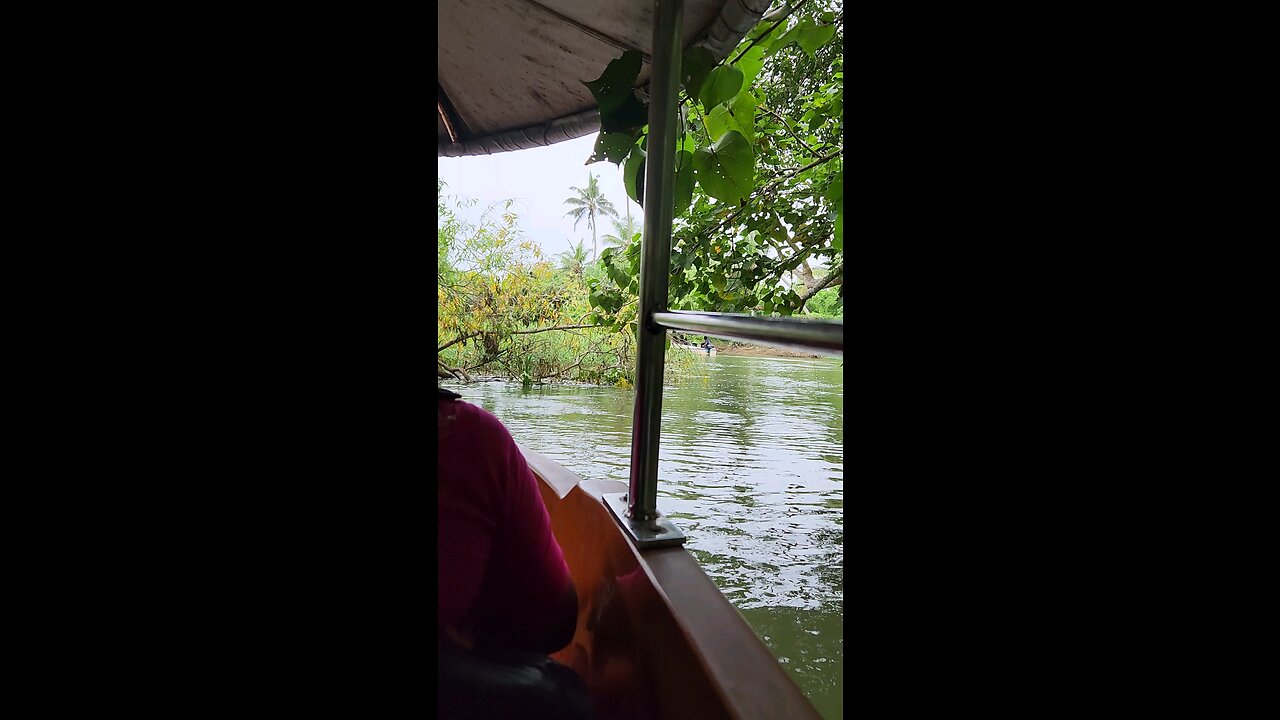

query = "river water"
[{"left": 451, "top": 354, "right": 843, "bottom": 719}]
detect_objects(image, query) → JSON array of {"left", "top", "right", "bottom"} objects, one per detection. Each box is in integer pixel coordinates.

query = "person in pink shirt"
[{"left": 437, "top": 387, "right": 578, "bottom": 655}]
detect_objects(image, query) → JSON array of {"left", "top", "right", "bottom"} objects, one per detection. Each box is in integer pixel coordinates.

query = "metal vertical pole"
[
  {"left": 603, "top": 0, "right": 686, "bottom": 547},
  {"left": 630, "top": 0, "right": 682, "bottom": 521}
]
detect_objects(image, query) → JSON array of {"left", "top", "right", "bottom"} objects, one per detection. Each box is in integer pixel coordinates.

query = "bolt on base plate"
[{"left": 602, "top": 492, "right": 686, "bottom": 548}]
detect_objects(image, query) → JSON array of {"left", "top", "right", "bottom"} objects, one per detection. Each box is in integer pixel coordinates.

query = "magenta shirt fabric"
[{"left": 437, "top": 398, "right": 572, "bottom": 636}]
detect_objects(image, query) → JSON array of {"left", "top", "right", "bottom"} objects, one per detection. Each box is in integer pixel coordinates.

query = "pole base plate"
[{"left": 602, "top": 492, "right": 687, "bottom": 548}]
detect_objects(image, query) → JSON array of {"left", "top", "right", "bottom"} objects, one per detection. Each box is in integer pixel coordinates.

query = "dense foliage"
[
  {"left": 438, "top": 181, "right": 693, "bottom": 386},
  {"left": 582, "top": 0, "right": 844, "bottom": 330}
]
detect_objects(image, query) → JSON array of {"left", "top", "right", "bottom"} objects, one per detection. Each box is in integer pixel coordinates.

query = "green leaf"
[
  {"left": 768, "top": 24, "right": 801, "bottom": 55},
  {"left": 700, "top": 65, "right": 743, "bottom": 110},
  {"left": 705, "top": 105, "right": 732, "bottom": 142},
  {"left": 589, "top": 131, "right": 638, "bottom": 165},
  {"left": 602, "top": 94, "right": 648, "bottom": 133},
  {"left": 796, "top": 23, "right": 836, "bottom": 58},
  {"left": 624, "top": 144, "right": 646, "bottom": 206},
  {"left": 745, "top": 19, "right": 775, "bottom": 42},
  {"left": 607, "top": 260, "right": 630, "bottom": 289},
  {"left": 733, "top": 45, "right": 767, "bottom": 87},
  {"left": 728, "top": 91, "right": 757, "bottom": 142},
  {"left": 751, "top": 211, "right": 789, "bottom": 247},
  {"left": 830, "top": 170, "right": 843, "bottom": 252},
  {"left": 674, "top": 150, "right": 695, "bottom": 217},
  {"left": 583, "top": 51, "right": 642, "bottom": 116},
  {"left": 693, "top": 130, "right": 754, "bottom": 205},
  {"left": 833, "top": 206, "right": 843, "bottom": 252},
  {"left": 673, "top": 247, "right": 693, "bottom": 269},
  {"left": 681, "top": 47, "right": 716, "bottom": 99},
  {"left": 705, "top": 91, "right": 755, "bottom": 143},
  {"left": 826, "top": 170, "right": 843, "bottom": 204},
  {"left": 583, "top": 51, "right": 648, "bottom": 133}
]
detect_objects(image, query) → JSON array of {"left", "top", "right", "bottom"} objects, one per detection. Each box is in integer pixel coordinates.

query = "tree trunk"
[{"left": 591, "top": 210, "right": 597, "bottom": 262}]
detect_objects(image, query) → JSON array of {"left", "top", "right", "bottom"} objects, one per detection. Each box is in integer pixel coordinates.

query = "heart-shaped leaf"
[
  {"left": 584, "top": 51, "right": 648, "bottom": 134},
  {"left": 705, "top": 92, "right": 756, "bottom": 143},
  {"left": 768, "top": 24, "right": 801, "bottom": 55},
  {"left": 681, "top": 47, "right": 716, "bottom": 99},
  {"left": 734, "top": 45, "right": 767, "bottom": 87},
  {"left": 796, "top": 23, "right": 836, "bottom": 58},
  {"left": 583, "top": 51, "right": 642, "bottom": 116},
  {"left": 705, "top": 104, "right": 732, "bottom": 142},
  {"left": 589, "top": 131, "right": 638, "bottom": 165},
  {"left": 600, "top": 93, "right": 647, "bottom": 133},
  {"left": 725, "top": 91, "right": 759, "bottom": 142},
  {"left": 700, "top": 65, "right": 743, "bottom": 111},
  {"left": 693, "top": 130, "right": 754, "bottom": 205}
]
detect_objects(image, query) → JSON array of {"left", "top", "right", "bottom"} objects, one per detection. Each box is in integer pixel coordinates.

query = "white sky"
[
  {"left": 438, "top": 135, "right": 639, "bottom": 261},
  {"left": 438, "top": 133, "right": 827, "bottom": 281}
]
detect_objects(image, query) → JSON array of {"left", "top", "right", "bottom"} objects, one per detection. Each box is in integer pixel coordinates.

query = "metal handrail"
[{"left": 653, "top": 311, "right": 842, "bottom": 358}]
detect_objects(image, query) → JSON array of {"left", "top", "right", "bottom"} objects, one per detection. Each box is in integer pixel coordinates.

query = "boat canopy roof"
[{"left": 438, "top": 0, "right": 772, "bottom": 157}]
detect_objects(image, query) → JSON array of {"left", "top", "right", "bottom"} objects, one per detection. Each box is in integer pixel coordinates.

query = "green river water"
[{"left": 449, "top": 353, "right": 843, "bottom": 719}]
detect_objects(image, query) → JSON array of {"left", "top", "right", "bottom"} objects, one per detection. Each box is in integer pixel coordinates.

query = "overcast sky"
[{"left": 439, "top": 134, "right": 639, "bottom": 261}]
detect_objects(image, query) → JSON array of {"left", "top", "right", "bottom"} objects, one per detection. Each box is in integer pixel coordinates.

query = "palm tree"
[
  {"left": 557, "top": 240, "right": 590, "bottom": 278},
  {"left": 563, "top": 173, "right": 619, "bottom": 262},
  {"left": 602, "top": 216, "right": 642, "bottom": 248}
]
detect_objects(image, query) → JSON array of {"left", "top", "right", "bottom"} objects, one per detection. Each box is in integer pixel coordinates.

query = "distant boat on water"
[{"left": 674, "top": 343, "right": 717, "bottom": 357}]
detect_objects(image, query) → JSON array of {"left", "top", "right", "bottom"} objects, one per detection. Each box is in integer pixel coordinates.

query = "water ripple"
[{"left": 452, "top": 355, "right": 842, "bottom": 615}]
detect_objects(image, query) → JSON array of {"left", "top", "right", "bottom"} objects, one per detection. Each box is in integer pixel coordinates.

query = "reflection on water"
[{"left": 449, "top": 354, "right": 843, "bottom": 719}]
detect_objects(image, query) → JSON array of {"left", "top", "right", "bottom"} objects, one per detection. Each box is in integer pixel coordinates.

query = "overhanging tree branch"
[
  {"left": 439, "top": 331, "right": 482, "bottom": 353},
  {"left": 799, "top": 265, "right": 843, "bottom": 303},
  {"left": 759, "top": 103, "right": 815, "bottom": 154},
  {"left": 510, "top": 323, "right": 595, "bottom": 335},
  {"left": 438, "top": 323, "right": 597, "bottom": 353}
]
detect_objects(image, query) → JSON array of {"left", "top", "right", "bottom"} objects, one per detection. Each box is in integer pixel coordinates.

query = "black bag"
[{"left": 437, "top": 641, "right": 591, "bottom": 720}]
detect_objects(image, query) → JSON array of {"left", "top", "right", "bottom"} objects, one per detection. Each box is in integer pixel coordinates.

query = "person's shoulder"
[{"left": 441, "top": 398, "right": 516, "bottom": 446}]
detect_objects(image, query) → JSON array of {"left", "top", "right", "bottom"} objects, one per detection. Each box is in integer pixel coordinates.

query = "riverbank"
[{"left": 714, "top": 343, "right": 820, "bottom": 359}]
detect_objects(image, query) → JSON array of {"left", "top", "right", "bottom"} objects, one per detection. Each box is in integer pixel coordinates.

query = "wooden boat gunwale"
[{"left": 520, "top": 443, "right": 820, "bottom": 720}]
